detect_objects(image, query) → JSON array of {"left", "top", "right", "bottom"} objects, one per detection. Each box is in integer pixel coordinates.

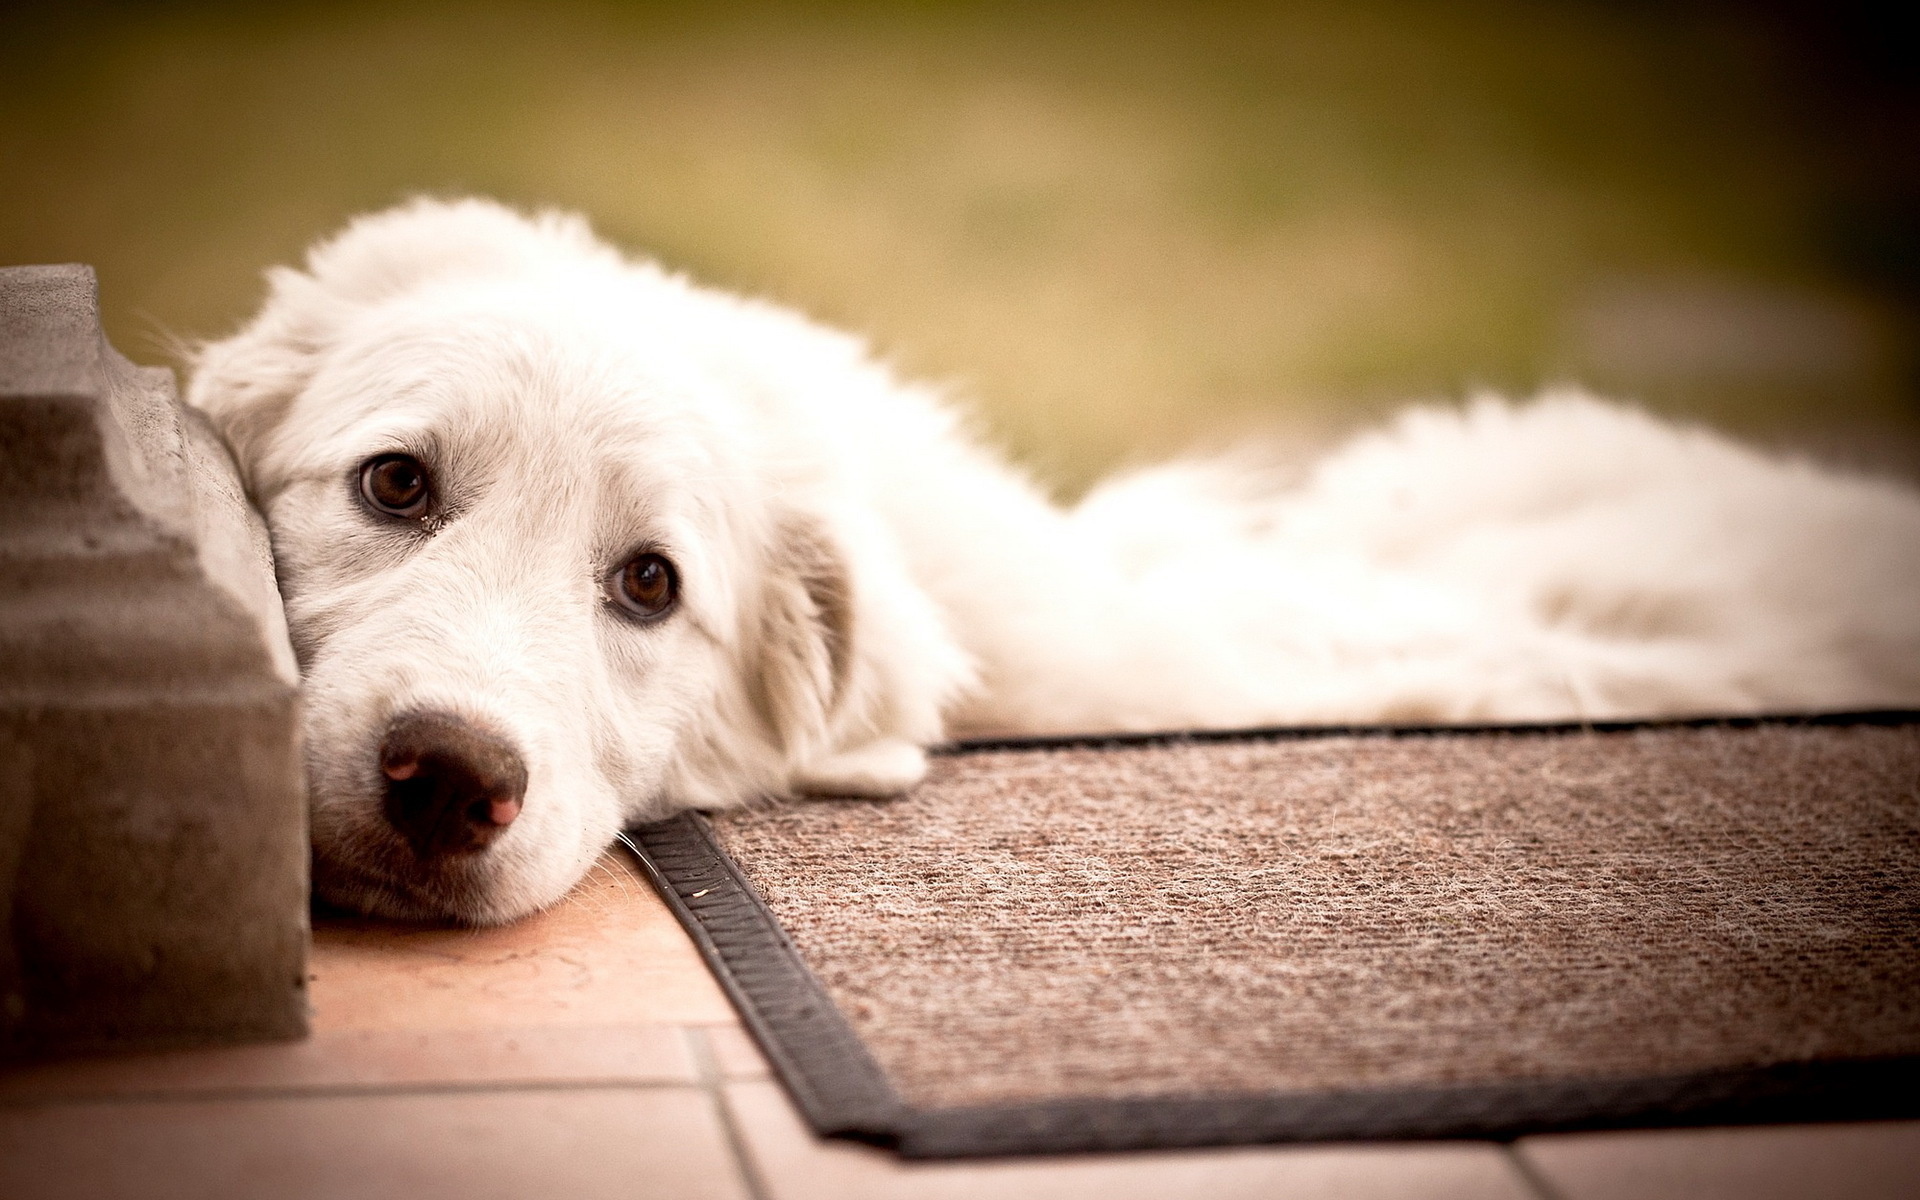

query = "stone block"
[{"left": 0, "top": 264, "right": 308, "bottom": 1054}]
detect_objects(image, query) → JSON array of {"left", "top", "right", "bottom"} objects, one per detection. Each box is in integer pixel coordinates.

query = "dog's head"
[{"left": 190, "top": 198, "right": 972, "bottom": 924}]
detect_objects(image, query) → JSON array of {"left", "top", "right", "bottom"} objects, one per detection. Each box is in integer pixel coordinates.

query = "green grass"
[{"left": 3, "top": 1, "right": 1912, "bottom": 493}]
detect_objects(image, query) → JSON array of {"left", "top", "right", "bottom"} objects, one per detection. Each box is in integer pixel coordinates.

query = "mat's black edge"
[
  {"left": 630, "top": 712, "right": 1920, "bottom": 1159},
  {"left": 937, "top": 707, "right": 1920, "bottom": 755},
  {"left": 620, "top": 815, "right": 908, "bottom": 1143},
  {"left": 889, "top": 1056, "right": 1920, "bottom": 1158}
]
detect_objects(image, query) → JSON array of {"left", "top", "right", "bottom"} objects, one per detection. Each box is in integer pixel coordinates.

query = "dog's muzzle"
[{"left": 378, "top": 710, "right": 528, "bottom": 860}]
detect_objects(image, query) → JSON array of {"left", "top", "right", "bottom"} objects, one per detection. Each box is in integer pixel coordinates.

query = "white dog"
[{"left": 189, "top": 198, "right": 1920, "bottom": 924}]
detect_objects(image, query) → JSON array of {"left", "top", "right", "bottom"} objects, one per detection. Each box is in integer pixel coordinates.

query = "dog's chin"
[{"left": 312, "top": 847, "right": 546, "bottom": 927}]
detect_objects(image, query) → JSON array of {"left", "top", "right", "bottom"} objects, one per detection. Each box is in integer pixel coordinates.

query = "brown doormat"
[{"left": 624, "top": 714, "right": 1920, "bottom": 1158}]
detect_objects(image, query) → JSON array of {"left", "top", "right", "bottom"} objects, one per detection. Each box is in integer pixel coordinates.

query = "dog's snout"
[{"left": 379, "top": 710, "right": 528, "bottom": 859}]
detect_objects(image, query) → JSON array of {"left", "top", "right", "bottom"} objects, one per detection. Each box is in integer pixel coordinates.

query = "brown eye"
[
  {"left": 359, "top": 454, "right": 431, "bottom": 519},
  {"left": 613, "top": 553, "right": 678, "bottom": 621}
]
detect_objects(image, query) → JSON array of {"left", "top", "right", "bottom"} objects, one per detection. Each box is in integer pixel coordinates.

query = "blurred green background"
[{"left": 4, "top": 0, "right": 1917, "bottom": 493}]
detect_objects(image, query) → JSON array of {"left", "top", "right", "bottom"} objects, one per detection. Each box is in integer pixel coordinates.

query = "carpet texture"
[{"left": 636, "top": 717, "right": 1920, "bottom": 1155}]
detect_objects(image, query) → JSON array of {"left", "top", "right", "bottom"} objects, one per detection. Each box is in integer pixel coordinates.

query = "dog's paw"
[{"left": 792, "top": 738, "right": 928, "bottom": 798}]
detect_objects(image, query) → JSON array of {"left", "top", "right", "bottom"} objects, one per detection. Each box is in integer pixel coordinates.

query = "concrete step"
[{"left": 0, "top": 264, "right": 307, "bottom": 1055}]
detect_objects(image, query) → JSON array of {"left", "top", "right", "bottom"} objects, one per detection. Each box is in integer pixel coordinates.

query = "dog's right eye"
[
  {"left": 358, "top": 454, "right": 432, "bottom": 519},
  {"left": 611, "top": 553, "right": 679, "bottom": 622}
]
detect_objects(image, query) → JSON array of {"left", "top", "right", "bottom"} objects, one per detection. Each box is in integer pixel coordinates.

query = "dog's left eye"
[
  {"left": 611, "top": 553, "right": 679, "bottom": 621},
  {"left": 359, "top": 453, "right": 432, "bottom": 519}
]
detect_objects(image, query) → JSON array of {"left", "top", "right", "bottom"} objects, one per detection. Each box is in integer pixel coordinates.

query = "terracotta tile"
[
  {"left": 309, "top": 849, "right": 737, "bottom": 1031},
  {"left": 699, "top": 1024, "right": 772, "bottom": 1080},
  {"left": 1518, "top": 1121, "right": 1920, "bottom": 1200},
  {"left": 0, "top": 1086, "right": 745, "bottom": 1200},
  {"left": 0, "top": 1026, "right": 695, "bottom": 1102},
  {"left": 723, "top": 1081, "right": 1533, "bottom": 1200}
]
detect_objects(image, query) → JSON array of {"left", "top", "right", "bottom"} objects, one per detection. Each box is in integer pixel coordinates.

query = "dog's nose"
[{"left": 378, "top": 710, "right": 528, "bottom": 859}]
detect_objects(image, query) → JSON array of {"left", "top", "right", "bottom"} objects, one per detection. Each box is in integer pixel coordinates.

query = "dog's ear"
[
  {"left": 752, "top": 516, "right": 855, "bottom": 761},
  {"left": 190, "top": 198, "right": 611, "bottom": 487},
  {"left": 187, "top": 265, "right": 348, "bottom": 486},
  {"left": 752, "top": 512, "right": 971, "bottom": 798}
]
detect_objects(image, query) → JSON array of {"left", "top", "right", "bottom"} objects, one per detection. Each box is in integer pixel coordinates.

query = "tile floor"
[{"left": 2, "top": 850, "right": 1914, "bottom": 1199}]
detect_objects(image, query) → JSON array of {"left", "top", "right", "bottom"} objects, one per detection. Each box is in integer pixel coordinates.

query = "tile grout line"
[
  {"left": 684, "top": 1026, "right": 772, "bottom": 1200},
  {"left": 1503, "top": 1142, "right": 1569, "bottom": 1200},
  {"left": 0, "top": 1076, "right": 699, "bottom": 1109}
]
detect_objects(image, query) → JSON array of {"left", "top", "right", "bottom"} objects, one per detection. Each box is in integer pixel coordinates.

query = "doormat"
[{"left": 624, "top": 713, "right": 1920, "bottom": 1158}]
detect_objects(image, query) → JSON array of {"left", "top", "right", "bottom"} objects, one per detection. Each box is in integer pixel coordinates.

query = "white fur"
[{"left": 189, "top": 198, "right": 1920, "bottom": 924}]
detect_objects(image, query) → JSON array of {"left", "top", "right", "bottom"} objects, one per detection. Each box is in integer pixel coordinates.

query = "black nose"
[{"left": 378, "top": 710, "right": 528, "bottom": 860}]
